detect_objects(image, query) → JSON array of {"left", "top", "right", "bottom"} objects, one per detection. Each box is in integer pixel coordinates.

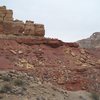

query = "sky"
[{"left": 0, "top": 0, "right": 100, "bottom": 42}]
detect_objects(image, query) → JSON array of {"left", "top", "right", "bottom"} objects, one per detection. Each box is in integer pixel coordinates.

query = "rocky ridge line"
[{"left": 77, "top": 32, "right": 100, "bottom": 49}]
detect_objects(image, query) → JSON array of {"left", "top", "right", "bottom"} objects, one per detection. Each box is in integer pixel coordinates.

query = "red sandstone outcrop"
[
  {"left": 16, "top": 38, "right": 64, "bottom": 48},
  {"left": 64, "top": 42, "right": 79, "bottom": 48}
]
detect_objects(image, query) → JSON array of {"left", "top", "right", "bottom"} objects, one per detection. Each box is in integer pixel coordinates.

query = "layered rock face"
[
  {"left": 0, "top": 6, "right": 45, "bottom": 37},
  {"left": 0, "top": 6, "right": 79, "bottom": 48},
  {"left": 77, "top": 32, "right": 100, "bottom": 49}
]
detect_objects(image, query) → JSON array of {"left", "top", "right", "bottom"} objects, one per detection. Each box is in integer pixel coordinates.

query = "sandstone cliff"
[
  {"left": 0, "top": 6, "right": 79, "bottom": 48},
  {"left": 0, "top": 6, "right": 45, "bottom": 37}
]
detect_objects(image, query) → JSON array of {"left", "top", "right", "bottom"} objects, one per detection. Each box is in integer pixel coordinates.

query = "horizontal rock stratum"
[
  {"left": 0, "top": 6, "right": 79, "bottom": 48},
  {"left": 0, "top": 6, "right": 45, "bottom": 37}
]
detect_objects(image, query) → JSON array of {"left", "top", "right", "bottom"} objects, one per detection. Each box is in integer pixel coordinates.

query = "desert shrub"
[
  {"left": 0, "top": 84, "right": 12, "bottom": 93},
  {"left": 91, "top": 93, "right": 100, "bottom": 100},
  {"left": 36, "top": 96, "right": 46, "bottom": 100},
  {"left": 0, "top": 96, "right": 3, "bottom": 99},
  {"left": 13, "top": 79, "right": 24, "bottom": 86},
  {"left": 1, "top": 75, "right": 11, "bottom": 81}
]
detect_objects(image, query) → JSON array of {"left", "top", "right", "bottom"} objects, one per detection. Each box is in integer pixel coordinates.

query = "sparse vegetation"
[
  {"left": 36, "top": 96, "right": 46, "bottom": 100},
  {"left": 0, "top": 75, "right": 11, "bottom": 81},
  {"left": 0, "top": 84, "right": 12, "bottom": 93},
  {"left": 13, "top": 79, "right": 24, "bottom": 86},
  {"left": 91, "top": 93, "right": 100, "bottom": 100}
]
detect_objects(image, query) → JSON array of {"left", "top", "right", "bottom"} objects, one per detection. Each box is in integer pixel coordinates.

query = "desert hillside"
[
  {"left": 0, "top": 6, "right": 100, "bottom": 99},
  {"left": 0, "top": 71, "right": 99, "bottom": 100}
]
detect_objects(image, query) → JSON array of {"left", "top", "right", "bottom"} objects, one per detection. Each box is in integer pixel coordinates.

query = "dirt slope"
[{"left": 0, "top": 38, "right": 99, "bottom": 94}]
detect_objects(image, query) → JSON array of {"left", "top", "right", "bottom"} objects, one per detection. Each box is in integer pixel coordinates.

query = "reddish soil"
[{"left": 0, "top": 38, "right": 100, "bottom": 94}]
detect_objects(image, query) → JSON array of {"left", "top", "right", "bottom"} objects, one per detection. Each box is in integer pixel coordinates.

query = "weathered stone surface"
[
  {"left": 4, "top": 10, "right": 13, "bottom": 22},
  {"left": 12, "top": 20, "right": 24, "bottom": 35},
  {"left": 65, "top": 43, "right": 79, "bottom": 48},
  {"left": 0, "top": 6, "right": 45, "bottom": 37},
  {"left": 57, "top": 76, "right": 66, "bottom": 85},
  {"left": 0, "top": 6, "right": 6, "bottom": 22},
  {"left": 78, "top": 32, "right": 100, "bottom": 49},
  {"left": 24, "top": 20, "right": 35, "bottom": 35},
  {"left": 0, "top": 22, "right": 3, "bottom": 33},
  {"left": 15, "top": 38, "right": 64, "bottom": 48},
  {"left": 3, "top": 22, "right": 13, "bottom": 35},
  {"left": 0, "top": 6, "right": 13, "bottom": 22},
  {"left": 34, "top": 24, "right": 45, "bottom": 36}
]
